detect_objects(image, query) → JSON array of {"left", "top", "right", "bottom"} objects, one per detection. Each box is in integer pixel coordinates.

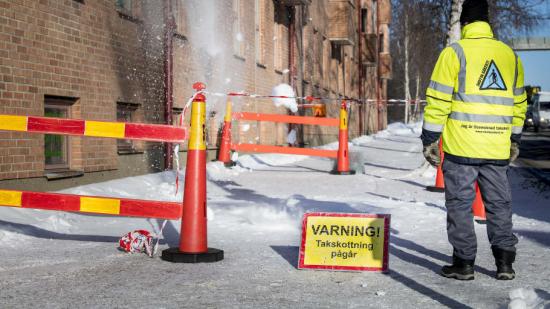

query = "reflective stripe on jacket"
[{"left": 423, "top": 22, "right": 527, "bottom": 161}]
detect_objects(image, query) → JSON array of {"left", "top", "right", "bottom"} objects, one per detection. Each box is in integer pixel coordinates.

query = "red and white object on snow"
[{"left": 119, "top": 230, "right": 153, "bottom": 257}]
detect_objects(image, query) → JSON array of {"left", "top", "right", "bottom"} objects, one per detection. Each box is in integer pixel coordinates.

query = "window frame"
[
  {"left": 115, "top": 0, "right": 140, "bottom": 22},
  {"left": 233, "top": 0, "right": 245, "bottom": 59},
  {"left": 116, "top": 102, "right": 139, "bottom": 154},
  {"left": 255, "top": 0, "right": 266, "bottom": 66},
  {"left": 361, "top": 8, "right": 368, "bottom": 33},
  {"left": 172, "top": 0, "right": 187, "bottom": 37},
  {"left": 44, "top": 101, "right": 72, "bottom": 171}
]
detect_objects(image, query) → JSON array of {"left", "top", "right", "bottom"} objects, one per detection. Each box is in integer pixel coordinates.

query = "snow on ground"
[{"left": 1, "top": 122, "right": 549, "bottom": 308}]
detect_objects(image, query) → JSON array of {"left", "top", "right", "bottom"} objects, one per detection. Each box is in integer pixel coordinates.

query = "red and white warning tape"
[{"left": 201, "top": 90, "right": 426, "bottom": 106}]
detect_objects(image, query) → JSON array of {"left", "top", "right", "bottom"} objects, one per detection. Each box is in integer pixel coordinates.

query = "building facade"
[{"left": 0, "top": 0, "right": 391, "bottom": 188}]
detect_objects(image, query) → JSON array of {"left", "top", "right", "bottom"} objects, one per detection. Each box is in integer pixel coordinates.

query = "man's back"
[{"left": 423, "top": 21, "right": 527, "bottom": 163}]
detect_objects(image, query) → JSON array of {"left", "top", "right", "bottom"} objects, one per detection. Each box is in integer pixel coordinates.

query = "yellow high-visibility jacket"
[{"left": 423, "top": 21, "right": 527, "bottom": 162}]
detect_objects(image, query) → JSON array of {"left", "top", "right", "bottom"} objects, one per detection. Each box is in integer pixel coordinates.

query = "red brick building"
[{"left": 0, "top": 0, "right": 391, "bottom": 189}]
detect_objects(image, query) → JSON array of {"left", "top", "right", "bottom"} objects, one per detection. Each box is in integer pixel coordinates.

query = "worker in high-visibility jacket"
[{"left": 421, "top": 0, "right": 527, "bottom": 281}]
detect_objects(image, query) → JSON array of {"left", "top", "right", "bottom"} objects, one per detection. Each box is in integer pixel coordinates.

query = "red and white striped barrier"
[
  {"left": 0, "top": 114, "right": 187, "bottom": 143},
  {"left": 0, "top": 189, "right": 182, "bottom": 219},
  {"left": 0, "top": 113, "right": 187, "bottom": 246}
]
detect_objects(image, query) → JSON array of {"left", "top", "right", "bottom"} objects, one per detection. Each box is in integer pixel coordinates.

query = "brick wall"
[
  {"left": 0, "top": 0, "right": 166, "bottom": 180},
  {"left": 0, "top": 0, "right": 389, "bottom": 181}
]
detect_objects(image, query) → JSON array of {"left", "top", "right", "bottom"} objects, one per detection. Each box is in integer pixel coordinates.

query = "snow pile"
[
  {"left": 370, "top": 122, "right": 422, "bottom": 140},
  {"left": 352, "top": 135, "right": 374, "bottom": 146},
  {"left": 508, "top": 288, "right": 547, "bottom": 309},
  {"left": 38, "top": 215, "right": 73, "bottom": 233},
  {"left": 386, "top": 122, "right": 417, "bottom": 136},
  {"left": 271, "top": 83, "right": 298, "bottom": 113},
  {"left": 236, "top": 153, "right": 306, "bottom": 170},
  {"left": 207, "top": 161, "right": 251, "bottom": 181},
  {"left": 59, "top": 172, "right": 183, "bottom": 201},
  {"left": 214, "top": 201, "right": 301, "bottom": 232},
  {"left": 407, "top": 121, "right": 423, "bottom": 134},
  {"left": 0, "top": 229, "right": 35, "bottom": 247},
  {"left": 315, "top": 141, "right": 340, "bottom": 151},
  {"left": 421, "top": 164, "right": 437, "bottom": 178}
]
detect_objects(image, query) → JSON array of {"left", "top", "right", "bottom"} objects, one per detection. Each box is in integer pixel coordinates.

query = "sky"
[
  {"left": 517, "top": 50, "right": 550, "bottom": 91},
  {"left": 515, "top": 1, "right": 550, "bottom": 91}
]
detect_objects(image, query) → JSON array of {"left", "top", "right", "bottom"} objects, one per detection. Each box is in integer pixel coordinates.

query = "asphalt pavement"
[{"left": 515, "top": 129, "right": 550, "bottom": 185}]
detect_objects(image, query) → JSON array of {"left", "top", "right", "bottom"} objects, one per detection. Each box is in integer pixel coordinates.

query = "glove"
[
  {"left": 423, "top": 141, "right": 441, "bottom": 168},
  {"left": 510, "top": 142, "right": 519, "bottom": 162}
]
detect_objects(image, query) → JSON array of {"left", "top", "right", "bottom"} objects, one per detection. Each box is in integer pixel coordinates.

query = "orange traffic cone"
[
  {"left": 162, "top": 82, "right": 224, "bottom": 263},
  {"left": 217, "top": 99, "right": 235, "bottom": 167},
  {"left": 331, "top": 101, "right": 355, "bottom": 175},
  {"left": 427, "top": 139, "right": 445, "bottom": 192},
  {"left": 472, "top": 182, "right": 486, "bottom": 224}
]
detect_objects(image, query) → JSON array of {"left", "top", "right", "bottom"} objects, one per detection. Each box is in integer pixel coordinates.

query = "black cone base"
[
  {"left": 427, "top": 186, "right": 445, "bottom": 192},
  {"left": 474, "top": 218, "right": 487, "bottom": 225},
  {"left": 330, "top": 170, "right": 356, "bottom": 175},
  {"left": 161, "top": 247, "right": 224, "bottom": 263},
  {"left": 224, "top": 161, "right": 237, "bottom": 167}
]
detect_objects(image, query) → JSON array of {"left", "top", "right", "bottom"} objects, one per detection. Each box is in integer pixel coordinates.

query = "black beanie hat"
[{"left": 460, "top": 0, "right": 489, "bottom": 25}]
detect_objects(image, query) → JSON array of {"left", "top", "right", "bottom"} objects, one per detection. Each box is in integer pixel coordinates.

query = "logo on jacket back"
[{"left": 477, "top": 60, "right": 507, "bottom": 91}]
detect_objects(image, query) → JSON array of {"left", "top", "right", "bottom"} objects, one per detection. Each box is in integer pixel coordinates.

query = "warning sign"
[
  {"left": 478, "top": 60, "right": 507, "bottom": 91},
  {"left": 298, "top": 212, "right": 390, "bottom": 272}
]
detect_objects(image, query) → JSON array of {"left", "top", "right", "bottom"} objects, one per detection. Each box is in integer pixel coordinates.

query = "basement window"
[
  {"left": 44, "top": 96, "right": 77, "bottom": 170},
  {"left": 116, "top": 102, "right": 139, "bottom": 154}
]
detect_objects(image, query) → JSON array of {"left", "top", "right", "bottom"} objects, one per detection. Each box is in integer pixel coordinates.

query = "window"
[
  {"left": 116, "top": 103, "right": 138, "bottom": 153},
  {"left": 323, "top": 39, "right": 330, "bottom": 87},
  {"left": 273, "top": 6, "right": 286, "bottom": 72},
  {"left": 303, "top": 26, "right": 312, "bottom": 80},
  {"left": 44, "top": 96, "right": 76, "bottom": 170},
  {"left": 255, "top": 0, "right": 266, "bottom": 66},
  {"left": 115, "top": 0, "right": 132, "bottom": 12},
  {"left": 331, "top": 42, "right": 341, "bottom": 61},
  {"left": 314, "top": 32, "right": 322, "bottom": 85},
  {"left": 273, "top": 23, "right": 284, "bottom": 71},
  {"left": 361, "top": 8, "right": 368, "bottom": 33},
  {"left": 233, "top": 0, "right": 245, "bottom": 58},
  {"left": 372, "top": 0, "right": 378, "bottom": 34},
  {"left": 172, "top": 0, "right": 187, "bottom": 36},
  {"left": 115, "top": 0, "right": 140, "bottom": 21}
]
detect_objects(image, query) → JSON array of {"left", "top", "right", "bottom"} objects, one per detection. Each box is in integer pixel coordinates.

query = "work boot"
[
  {"left": 441, "top": 255, "right": 475, "bottom": 280},
  {"left": 492, "top": 247, "right": 516, "bottom": 280}
]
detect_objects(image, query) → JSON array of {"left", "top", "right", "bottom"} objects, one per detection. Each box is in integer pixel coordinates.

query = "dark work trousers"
[{"left": 442, "top": 159, "right": 518, "bottom": 261}]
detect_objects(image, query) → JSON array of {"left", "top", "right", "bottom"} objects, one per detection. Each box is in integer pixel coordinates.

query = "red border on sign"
[{"left": 298, "top": 212, "right": 391, "bottom": 272}]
